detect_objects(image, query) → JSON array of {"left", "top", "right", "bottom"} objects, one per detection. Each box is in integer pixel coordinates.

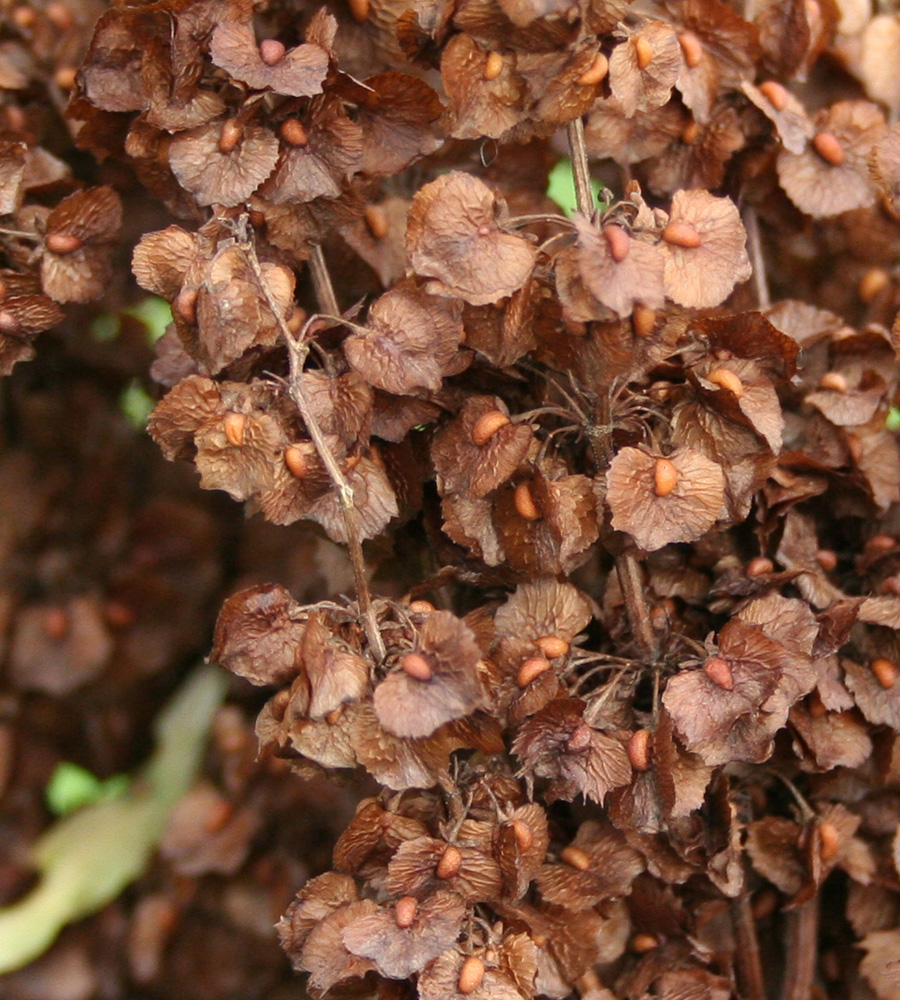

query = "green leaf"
[
  {"left": 124, "top": 296, "right": 173, "bottom": 343},
  {"left": 546, "top": 159, "right": 604, "bottom": 218},
  {"left": 45, "top": 763, "right": 129, "bottom": 817},
  {"left": 119, "top": 380, "right": 155, "bottom": 431},
  {"left": 887, "top": 407, "right": 900, "bottom": 433}
]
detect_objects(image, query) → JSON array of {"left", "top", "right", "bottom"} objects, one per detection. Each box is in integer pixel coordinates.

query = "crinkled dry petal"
[
  {"left": 859, "top": 929, "right": 900, "bottom": 1000},
  {"left": 609, "top": 21, "right": 681, "bottom": 118},
  {"left": 357, "top": 72, "right": 444, "bottom": 176},
  {"left": 303, "top": 455, "right": 399, "bottom": 542},
  {"left": 303, "top": 614, "right": 371, "bottom": 719},
  {"left": 132, "top": 226, "right": 197, "bottom": 300},
  {"left": 418, "top": 949, "right": 524, "bottom": 1000},
  {"left": 584, "top": 98, "right": 686, "bottom": 165},
  {"left": 278, "top": 872, "right": 359, "bottom": 960},
  {"left": 694, "top": 358, "right": 783, "bottom": 453},
  {"left": 300, "top": 901, "right": 379, "bottom": 993},
  {"left": 0, "top": 140, "right": 26, "bottom": 215},
  {"left": 210, "top": 21, "right": 329, "bottom": 97},
  {"left": 494, "top": 578, "right": 592, "bottom": 643},
  {"left": 741, "top": 80, "right": 811, "bottom": 155},
  {"left": 148, "top": 374, "right": 223, "bottom": 461},
  {"left": 386, "top": 837, "right": 503, "bottom": 902},
  {"left": 441, "top": 33, "right": 527, "bottom": 140},
  {"left": 844, "top": 658, "right": 900, "bottom": 730}
]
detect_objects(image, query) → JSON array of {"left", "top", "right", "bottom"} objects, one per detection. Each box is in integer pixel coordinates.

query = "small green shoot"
[
  {"left": 887, "top": 407, "right": 900, "bottom": 433},
  {"left": 124, "top": 296, "right": 173, "bottom": 343},
  {"left": 119, "top": 380, "right": 155, "bottom": 431},
  {"left": 45, "top": 763, "right": 130, "bottom": 818},
  {"left": 546, "top": 159, "right": 604, "bottom": 218}
]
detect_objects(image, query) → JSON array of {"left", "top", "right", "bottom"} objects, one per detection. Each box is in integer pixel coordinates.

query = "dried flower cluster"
[{"left": 5, "top": 0, "right": 900, "bottom": 995}]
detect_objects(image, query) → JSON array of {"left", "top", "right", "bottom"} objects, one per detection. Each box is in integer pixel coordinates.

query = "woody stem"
[
  {"left": 780, "top": 898, "right": 818, "bottom": 1000},
  {"left": 743, "top": 206, "right": 770, "bottom": 309},
  {"left": 731, "top": 892, "right": 767, "bottom": 1000},
  {"left": 566, "top": 118, "right": 594, "bottom": 216}
]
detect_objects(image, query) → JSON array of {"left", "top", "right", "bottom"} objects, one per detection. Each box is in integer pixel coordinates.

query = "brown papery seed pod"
[
  {"left": 818, "top": 371, "right": 848, "bottom": 392},
  {"left": 218, "top": 119, "right": 244, "bottom": 154},
  {"left": 560, "top": 845, "right": 591, "bottom": 870},
  {"left": 458, "top": 957, "right": 485, "bottom": 995},
  {"left": 224, "top": 412, "right": 247, "bottom": 448},
  {"left": 536, "top": 635, "right": 569, "bottom": 659},
  {"left": 872, "top": 657, "right": 897, "bottom": 689},
  {"left": 662, "top": 222, "right": 702, "bottom": 248},
  {"left": 634, "top": 35, "right": 654, "bottom": 70},
  {"left": 400, "top": 652, "right": 433, "bottom": 681},
  {"left": 395, "top": 896, "right": 418, "bottom": 928},
  {"left": 813, "top": 132, "right": 844, "bottom": 166},
  {"left": 471, "top": 410, "right": 510, "bottom": 446},
  {"left": 436, "top": 845, "right": 462, "bottom": 879},
  {"left": 632, "top": 304, "right": 656, "bottom": 337},
  {"left": 512, "top": 819, "right": 534, "bottom": 852},
  {"left": 603, "top": 225, "right": 630, "bottom": 263},
  {"left": 284, "top": 446, "right": 308, "bottom": 479},
  {"left": 818, "top": 821, "right": 841, "bottom": 862},
  {"left": 706, "top": 367, "right": 744, "bottom": 397},
  {"left": 704, "top": 656, "right": 734, "bottom": 690},
  {"left": 280, "top": 118, "right": 308, "bottom": 146},
  {"left": 484, "top": 51, "right": 504, "bottom": 80},
  {"left": 577, "top": 52, "right": 608, "bottom": 86},
  {"left": 627, "top": 728, "right": 651, "bottom": 771},
  {"left": 746, "top": 556, "right": 774, "bottom": 577},
  {"left": 364, "top": 204, "right": 389, "bottom": 240},
  {"left": 653, "top": 458, "right": 678, "bottom": 497},
  {"left": 859, "top": 267, "right": 890, "bottom": 302},
  {"left": 678, "top": 31, "right": 703, "bottom": 67},
  {"left": 46, "top": 233, "right": 82, "bottom": 255},
  {"left": 759, "top": 80, "right": 788, "bottom": 111},
  {"left": 517, "top": 656, "right": 551, "bottom": 687},
  {"left": 514, "top": 481, "right": 541, "bottom": 521}
]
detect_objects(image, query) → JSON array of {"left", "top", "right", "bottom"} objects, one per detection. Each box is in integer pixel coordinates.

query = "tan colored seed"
[
  {"left": 512, "top": 819, "right": 534, "bottom": 852},
  {"left": 678, "top": 31, "right": 703, "bottom": 68},
  {"left": 46, "top": 1, "right": 72, "bottom": 29},
  {"left": 706, "top": 367, "right": 744, "bottom": 397},
  {"left": 634, "top": 35, "right": 654, "bottom": 70},
  {"left": 872, "top": 657, "right": 897, "bottom": 689},
  {"left": 284, "top": 445, "right": 309, "bottom": 479},
  {"left": 627, "top": 728, "right": 651, "bottom": 771},
  {"left": 632, "top": 304, "right": 656, "bottom": 338},
  {"left": 813, "top": 131, "right": 844, "bottom": 166},
  {"left": 815, "top": 549, "right": 837, "bottom": 572},
  {"left": 0, "top": 311, "right": 18, "bottom": 333},
  {"left": 44, "top": 607, "right": 69, "bottom": 642},
  {"left": 566, "top": 723, "right": 592, "bottom": 753},
  {"left": 174, "top": 287, "right": 198, "bottom": 325},
  {"left": 759, "top": 80, "right": 788, "bottom": 111},
  {"left": 348, "top": 0, "right": 369, "bottom": 20},
  {"left": 631, "top": 933, "right": 659, "bottom": 953},
  {"left": 704, "top": 655, "right": 734, "bottom": 690},
  {"left": 867, "top": 534, "right": 896, "bottom": 555},
  {"left": 471, "top": 409, "right": 510, "bottom": 446},
  {"left": 517, "top": 656, "right": 551, "bottom": 687},
  {"left": 881, "top": 576, "right": 900, "bottom": 596},
  {"left": 818, "top": 821, "right": 841, "bottom": 862},
  {"left": 436, "top": 845, "right": 462, "bottom": 879},
  {"left": 747, "top": 556, "right": 774, "bottom": 577},
  {"left": 400, "top": 651, "right": 433, "bottom": 681},
  {"left": 514, "top": 481, "right": 541, "bottom": 521},
  {"left": 458, "top": 956, "right": 485, "bottom": 995},
  {"left": 576, "top": 52, "right": 608, "bottom": 86},
  {"left": 536, "top": 635, "right": 569, "bottom": 659},
  {"left": 12, "top": 6, "right": 35, "bottom": 28},
  {"left": 859, "top": 267, "right": 890, "bottom": 303},
  {"left": 326, "top": 705, "right": 344, "bottom": 725},
  {"left": 249, "top": 208, "right": 267, "bottom": 229},
  {"left": 408, "top": 599, "right": 436, "bottom": 614},
  {"left": 484, "top": 51, "right": 504, "bottom": 80},
  {"left": 54, "top": 66, "right": 77, "bottom": 90},
  {"left": 223, "top": 412, "right": 246, "bottom": 448},
  {"left": 603, "top": 224, "right": 630, "bottom": 263},
  {"left": 662, "top": 221, "right": 702, "bottom": 249},
  {"left": 259, "top": 38, "right": 285, "bottom": 65},
  {"left": 395, "top": 896, "right": 418, "bottom": 928},
  {"left": 818, "top": 371, "right": 848, "bottom": 393},
  {"left": 681, "top": 120, "right": 701, "bottom": 144},
  {"left": 104, "top": 600, "right": 136, "bottom": 628},
  {"left": 46, "top": 232, "right": 82, "bottom": 255},
  {"left": 560, "top": 845, "right": 591, "bottom": 871},
  {"left": 653, "top": 457, "right": 678, "bottom": 497},
  {"left": 280, "top": 118, "right": 308, "bottom": 146},
  {"left": 218, "top": 119, "right": 243, "bottom": 154},
  {"left": 364, "top": 203, "right": 389, "bottom": 240}
]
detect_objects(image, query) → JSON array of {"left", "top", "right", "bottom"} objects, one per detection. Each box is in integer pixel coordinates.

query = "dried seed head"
[
  {"left": 280, "top": 118, "right": 308, "bottom": 146},
  {"left": 364, "top": 204, "right": 389, "bottom": 240},
  {"left": 653, "top": 457, "right": 678, "bottom": 497},
  {"left": 514, "top": 481, "right": 541, "bottom": 521},
  {"left": 517, "top": 656, "right": 551, "bottom": 687},
  {"left": 174, "top": 288, "right": 198, "bottom": 324},
  {"left": 512, "top": 819, "right": 534, "bottom": 852},
  {"left": 706, "top": 367, "right": 744, "bottom": 396},
  {"left": 678, "top": 31, "right": 703, "bottom": 68},
  {"left": 400, "top": 651, "right": 433, "bottom": 681},
  {"left": 408, "top": 599, "right": 436, "bottom": 614},
  {"left": 871, "top": 657, "right": 897, "bottom": 689},
  {"left": 536, "top": 635, "right": 569, "bottom": 659},
  {"left": 603, "top": 224, "right": 630, "bottom": 263},
  {"left": 632, "top": 304, "right": 656, "bottom": 337},
  {"left": 577, "top": 52, "right": 608, "bottom": 86},
  {"left": 627, "top": 728, "right": 651, "bottom": 771},
  {"left": 560, "top": 845, "right": 591, "bottom": 871},
  {"left": 634, "top": 35, "right": 654, "bottom": 70},
  {"left": 44, "top": 607, "right": 69, "bottom": 642},
  {"left": 758, "top": 80, "right": 788, "bottom": 111},
  {"left": 348, "top": 0, "right": 369, "bottom": 20},
  {"left": 746, "top": 556, "right": 774, "bottom": 577},
  {"left": 483, "top": 51, "right": 504, "bottom": 80},
  {"left": 818, "top": 371, "right": 848, "bottom": 392},
  {"left": 436, "top": 845, "right": 462, "bottom": 879},
  {"left": 704, "top": 655, "right": 734, "bottom": 690},
  {"left": 813, "top": 131, "right": 844, "bottom": 166},
  {"left": 284, "top": 445, "right": 309, "bottom": 479},
  {"left": 458, "top": 956, "right": 485, "bottom": 995},
  {"left": 224, "top": 412, "right": 247, "bottom": 447},
  {"left": 46, "top": 233, "right": 82, "bottom": 255},
  {"left": 471, "top": 410, "right": 510, "bottom": 446},
  {"left": 818, "top": 821, "right": 841, "bottom": 862},
  {"left": 662, "top": 221, "right": 702, "bottom": 249},
  {"left": 395, "top": 896, "right": 418, "bottom": 928},
  {"left": 259, "top": 38, "right": 286, "bottom": 65},
  {"left": 218, "top": 119, "right": 244, "bottom": 154},
  {"left": 859, "top": 267, "right": 890, "bottom": 302},
  {"left": 631, "top": 933, "right": 659, "bottom": 953},
  {"left": 566, "top": 722, "right": 592, "bottom": 753},
  {"left": 681, "top": 120, "right": 701, "bottom": 144},
  {"left": 815, "top": 549, "right": 837, "bottom": 572}
]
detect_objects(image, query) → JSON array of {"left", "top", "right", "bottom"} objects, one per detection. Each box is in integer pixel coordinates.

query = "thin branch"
[
  {"left": 566, "top": 117, "right": 595, "bottom": 217},
  {"left": 615, "top": 550, "right": 659, "bottom": 662},
  {"left": 240, "top": 231, "right": 385, "bottom": 663},
  {"left": 743, "top": 206, "right": 771, "bottom": 310},
  {"left": 780, "top": 898, "right": 819, "bottom": 1000},
  {"left": 309, "top": 243, "right": 340, "bottom": 317},
  {"left": 731, "top": 892, "right": 767, "bottom": 1000}
]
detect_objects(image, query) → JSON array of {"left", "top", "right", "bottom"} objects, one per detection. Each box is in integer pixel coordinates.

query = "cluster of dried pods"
[{"left": 6, "top": 0, "right": 900, "bottom": 996}]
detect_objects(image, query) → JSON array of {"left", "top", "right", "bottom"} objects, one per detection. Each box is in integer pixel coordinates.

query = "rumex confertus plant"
[{"left": 6, "top": 0, "right": 900, "bottom": 996}]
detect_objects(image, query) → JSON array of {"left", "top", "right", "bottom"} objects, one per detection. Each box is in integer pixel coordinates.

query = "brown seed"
[
  {"left": 576, "top": 52, "right": 608, "bottom": 86},
  {"left": 436, "top": 844, "right": 462, "bottom": 879},
  {"left": 566, "top": 723, "right": 592, "bottom": 753},
  {"left": 706, "top": 367, "right": 744, "bottom": 397},
  {"left": 259, "top": 38, "right": 286, "bottom": 65},
  {"left": 174, "top": 288, "right": 198, "bottom": 325},
  {"left": 681, "top": 120, "right": 701, "bottom": 144},
  {"left": 704, "top": 656, "right": 734, "bottom": 690},
  {"left": 807, "top": 691, "right": 828, "bottom": 718},
  {"left": 653, "top": 458, "right": 678, "bottom": 497},
  {"left": 408, "top": 599, "right": 436, "bottom": 615},
  {"left": 218, "top": 119, "right": 243, "bottom": 154},
  {"left": 514, "top": 481, "right": 541, "bottom": 521},
  {"left": 326, "top": 705, "right": 345, "bottom": 725},
  {"left": 512, "top": 819, "right": 534, "bottom": 852},
  {"left": 662, "top": 221, "right": 702, "bottom": 249},
  {"left": 818, "top": 371, "right": 848, "bottom": 393},
  {"left": 632, "top": 304, "right": 656, "bottom": 338},
  {"left": 859, "top": 267, "right": 890, "bottom": 302},
  {"left": 0, "top": 310, "right": 18, "bottom": 333},
  {"left": 223, "top": 412, "right": 246, "bottom": 447},
  {"left": 747, "top": 556, "right": 774, "bottom": 577},
  {"left": 815, "top": 549, "right": 837, "bottom": 572},
  {"left": 400, "top": 651, "right": 433, "bottom": 682},
  {"left": 104, "top": 600, "right": 136, "bottom": 628},
  {"left": 847, "top": 434, "right": 863, "bottom": 463},
  {"left": 603, "top": 224, "right": 630, "bottom": 263},
  {"left": 634, "top": 35, "right": 654, "bottom": 70},
  {"left": 395, "top": 896, "right": 418, "bottom": 928},
  {"left": 12, "top": 6, "right": 35, "bottom": 28},
  {"left": 813, "top": 131, "right": 844, "bottom": 166},
  {"left": 483, "top": 51, "right": 504, "bottom": 80},
  {"left": 54, "top": 66, "right": 77, "bottom": 90},
  {"left": 759, "top": 80, "right": 789, "bottom": 111},
  {"left": 627, "top": 728, "right": 651, "bottom": 771},
  {"left": 536, "top": 635, "right": 569, "bottom": 659},
  {"left": 280, "top": 118, "right": 308, "bottom": 146},
  {"left": 678, "top": 31, "right": 703, "bottom": 68},
  {"left": 560, "top": 845, "right": 591, "bottom": 871},
  {"left": 631, "top": 933, "right": 659, "bottom": 953},
  {"left": 751, "top": 887, "right": 779, "bottom": 920},
  {"left": 881, "top": 576, "right": 900, "bottom": 596},
  {"left": 284, "top": 445, "right": 309, "bottom": 479},
  {"left": 347, "top": 0, "right": 369, "bottom": 20},
  {"left": 46, "top": 1, "right": 72, "bottom": 30},
  {"left": 866, "top": 533, "right": 896, "bottom": 555},
  {"left": 872, "top": 657, "right": 897, "bottom": 689},
  {"left": 249, "top": 209, "right": 267, "bottom": 229},
  {"left": 517, "top": 656, "right": 551, "bottom": 688},
  {"left": 818, "top": 821, "right": 840, "bottom": 862},
  {"left": 46, "top": 233, "right": 82, "bottom": 255},
  {"left": 364, "top": 203, "right": 389, "bottom": 240},
  {"left": 44, "top": 607, "right": 69, "bottom": 642},
  {"left": 471, "top": 410, "right": 510, "bottom": 446},
  {"left": 458, "top": 956, "right": 485, "bottom": 995}
]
